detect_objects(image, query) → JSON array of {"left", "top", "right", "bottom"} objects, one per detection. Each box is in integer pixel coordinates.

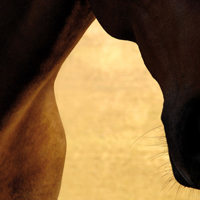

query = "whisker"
[
  {"left": 150, "top": 150, "right": 168, "bottom": 160},
  {"left": 129, "top": 125, "right": 163, "bottom": 147},
  {"left": 175, "top": 184, "right": 185, "bottom": 200},
  {"left": 175, "top": 184, "right": 182, "bottom": 200},
  {"left": 189, "top": 189, "right": 193, "bottom": 200}
]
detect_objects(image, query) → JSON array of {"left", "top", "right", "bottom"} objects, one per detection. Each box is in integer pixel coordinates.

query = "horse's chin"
[
  {"left": 169, "top": 153, "right": 199, "bottom": 189},
  {"left": 162, "top": 96, "right": 200, "bottom": 190},
  {"left": 168, "top": 150, "right": 200, "bottom": 189}
]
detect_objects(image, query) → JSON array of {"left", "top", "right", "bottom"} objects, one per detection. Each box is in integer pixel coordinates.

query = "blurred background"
[{"left": 55, "top": 20, "right": 196, "bottom": 200}]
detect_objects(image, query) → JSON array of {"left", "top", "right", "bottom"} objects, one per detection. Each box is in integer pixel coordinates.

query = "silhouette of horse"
[{"left": 0, "top": 0, "right": 200, "bottom": 199}]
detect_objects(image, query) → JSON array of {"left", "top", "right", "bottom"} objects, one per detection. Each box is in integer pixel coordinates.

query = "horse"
[{"left": 0, "top": 0, "right": 200, "bottom": 199}]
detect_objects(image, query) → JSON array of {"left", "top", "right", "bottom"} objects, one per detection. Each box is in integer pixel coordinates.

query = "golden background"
[{"left": 55, "top": 20, "right": 196, "bottom": 200}]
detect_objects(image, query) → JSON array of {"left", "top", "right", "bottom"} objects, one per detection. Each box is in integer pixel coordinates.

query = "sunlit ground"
[{"left": 55, "top": 20, "right": 199, "bottom": 200}]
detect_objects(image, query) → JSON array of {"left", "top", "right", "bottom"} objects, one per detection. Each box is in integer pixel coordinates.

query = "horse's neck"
[
  {"left": 44, "top": 0, "right": 95, "bottom": 72},
  {"left": 0, "top": 1, "right": 94, "bottom": 198},
  {"left": 0, "top": 0, "right": 95, "bottom": 128}
]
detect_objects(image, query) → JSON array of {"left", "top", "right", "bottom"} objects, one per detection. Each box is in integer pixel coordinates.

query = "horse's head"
[{"left": 89, "top": 0, "right": 200, "bottom": 189}]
